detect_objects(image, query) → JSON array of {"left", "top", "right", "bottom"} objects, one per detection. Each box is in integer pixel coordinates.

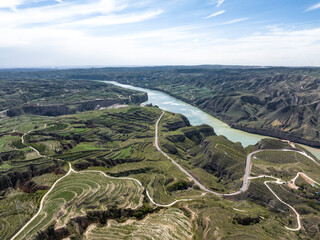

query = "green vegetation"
[
  {"left": 0, "top": 77, "right": 320, "bottom": 240},
  {"left": 13, "top": 171, "right": 145, "bottom": 239},
  {"left": 187, "top": 197, "right": 297, "bottom": 240},
  {"left": 3, "top": 66, "right": 320, "bottom": 147},
  {"left": 251, "top": 148, "right": 320, "bottom": 182},
  {"left": 31, "top": 66, "right": 319, "bottom": 147},
  {"left": 159, "top": 112, "right": 247, "bottom": 191},
  {"left": 0, "top": 76, "right": 147, "bottom": 118},
  {"left": 114, "top": 146, "right": 132, "bottom": 159},
  {"left": 11, "top": 139, "right": 27, "bottom": 149},
  {"left": 167, "top": 180, "right": 193, "bottom": 192},
  {"left": 0, "top": 106, "right": 201, "bottom": 239},
  {"left": 86, "top": 208, "right": 193, "bottom": 240},
  {"left": 0, "top": 190, "right": 45, "bottom": 240}
]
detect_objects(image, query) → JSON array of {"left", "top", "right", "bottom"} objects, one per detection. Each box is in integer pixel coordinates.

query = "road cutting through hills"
[
  {"left": 155, "top": 111, "right": 320, "bottom": 231},
  {"left": 11, "top": 111, "right": 320, "bottom": 239}
]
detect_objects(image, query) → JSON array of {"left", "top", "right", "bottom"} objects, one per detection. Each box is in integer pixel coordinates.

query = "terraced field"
[
  {"left": 12, "top": 169, "right": 144, "bottom": 240},
  {"left": 252, "top": 150, "right": 320, "bottom": 182},
  {"left": 0, "top": 191, "right": 43, "bottom": 240},
  {"left": 85, "top": 208, "right": 193, "bottom": 240},
  {"left": 2, "top": 104, "right": 320, "bottom": 239}
]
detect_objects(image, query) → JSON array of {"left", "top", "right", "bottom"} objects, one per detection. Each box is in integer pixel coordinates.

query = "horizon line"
[{"left": 0, "top": 64, "right": 320, "bottom": 70}]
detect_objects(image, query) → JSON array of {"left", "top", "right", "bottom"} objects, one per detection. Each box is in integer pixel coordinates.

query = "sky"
[{"left": 0, "top": 0, "right": 320, "bottom": 68}]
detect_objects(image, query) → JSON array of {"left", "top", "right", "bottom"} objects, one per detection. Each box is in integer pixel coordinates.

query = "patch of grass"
[
  {"left": 71, "top": 143, "right": 101, "bottom": 152},
  {"left": 114, "top": 146, "right": 132, "bottom": 159}
]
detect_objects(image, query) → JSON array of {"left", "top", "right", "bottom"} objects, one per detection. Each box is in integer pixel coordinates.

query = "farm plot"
[
  {"left": 85, "top": 208, "right": 193, "bottom": 240},
  {"left": 13, "top": 170, "right": 144, "bottom": 240},
  {"left": 252, "top": 150, "right": 320, "bottom": 182},
  {"left": 0, "top": 191, "right": 42, "bottom": 240}
]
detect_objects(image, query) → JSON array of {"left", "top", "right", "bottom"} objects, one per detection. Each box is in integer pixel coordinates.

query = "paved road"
[
  {"left": 155, "top": 112, "right": 222, "bottom": 196},
  {"left": 156, "top": 112, "right": 319, "bottom": 197},
  {"left": 155, "top": 111, "right": 320, "bottom": 231},
  {"left": 155, "top": 111, "right": 263, "bottom": 196},
  {"left": 12, "top": 112, "right": 320, "bottom": 238}
]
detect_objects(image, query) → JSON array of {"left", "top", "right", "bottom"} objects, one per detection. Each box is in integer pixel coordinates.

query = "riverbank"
[
  {"left": 104, "top": 81, "right": 320, "bottom": 159},
  {"left": 126, "top": 84, "right": 320, "bottom": 149},
  {"left": 230, "top": 124, "right": 320, "bottom": 148}
]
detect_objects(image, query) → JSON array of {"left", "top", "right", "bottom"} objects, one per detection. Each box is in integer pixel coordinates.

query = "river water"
[{"left": 104, "top": 81, "right": 320, "bottom": 159}]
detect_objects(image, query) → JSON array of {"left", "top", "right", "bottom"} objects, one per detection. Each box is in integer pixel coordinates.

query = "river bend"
[{"left": 104, "top": 81, "right": 320, "bottom": 159}]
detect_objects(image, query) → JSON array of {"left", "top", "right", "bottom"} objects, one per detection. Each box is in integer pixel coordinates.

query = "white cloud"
[
  {"left": 221, "top": 17, "right": 248, "bottom": 25},
  {"left": 208, "top": 0, "right": 224, "bottom": 7},
  {"left": 0, "top": 0, "right": 134, "bottom": 28},
  {"left": 62, "top": 9, "right": 163, "bottom": 27},
  {"left": 0, "top": 0, "right": 23, "bottom": 10},
  {"left": 0, "top": 1, "right": 319, "bottom": 67},
  {"left": 216, "top": 0, "right": 225, "bottom": 7},
  {"left": 206, "top": 10, "right": 225, "bottom": 19},
  {"left": 0, "top": 0, "right": 166, "bottom": 67},
  {"left": 0, "top": 0, "right": 164, "bottom": 34},
  {"left": 1, "top": 23, "right": 320, "bottom": 67},
  {"left": 305, "top": 2, "right": 320, "bottom": 12}
]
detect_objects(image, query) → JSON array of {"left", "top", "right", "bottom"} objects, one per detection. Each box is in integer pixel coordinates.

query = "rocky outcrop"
[
  {"left": 17, "top": 180, "right": 49, "bottom": 193},
  {"left": 77, "top": 99, "right": 125, "bottom": 111},
  {"left": 7, "top": 105, "right": 74, "bottom": 117},
  {"left": 181, "top": 124, "right": 216, "bottom": 144},
  {"left": 0, "top": 164, "right": 65, "bottom": 192},
  {"left": 162, "top": 115, "right": 190, "bottom": 131},
  {"left": 130, "top": 92, "right": 148, "bottom": 103},
  {"left": 6, "top": 92, "right": 148, "bottom": 117}
]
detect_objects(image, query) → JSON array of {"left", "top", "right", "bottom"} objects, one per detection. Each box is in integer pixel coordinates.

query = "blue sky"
[{"left": 0, "top": 0, "right": 320, "bottom": 67}]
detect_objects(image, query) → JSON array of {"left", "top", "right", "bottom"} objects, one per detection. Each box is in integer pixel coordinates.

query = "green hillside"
[
  {"left": 32, "top": 66, "right": 320, "bottom": 147},
  {"left": 1, "top": 105, "right": 319, "bottom": 239}
]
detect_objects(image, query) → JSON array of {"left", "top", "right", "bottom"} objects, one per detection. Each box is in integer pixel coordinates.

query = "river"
[{"left": 104, "top": 81, "right": 320, "bottom": 159}]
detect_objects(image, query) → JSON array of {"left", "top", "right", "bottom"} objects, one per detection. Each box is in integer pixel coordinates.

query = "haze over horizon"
[{"left": 1, "top": 0, "right": 320, "bottom": 68}]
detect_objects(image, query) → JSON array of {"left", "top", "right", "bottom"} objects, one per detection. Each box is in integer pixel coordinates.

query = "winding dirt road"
[
  {"left": 11, "top": 162, "right": 191, "bottom": 240},
  {"left": 11, "top": 111, "right": 320, "bottom": 238},
  {"left": 21, "top": 125, "right": 48, "bottom": 158},
  {"left": 11, "top": 163, "right": 74, "bottom": 240},
  {"left": 11, "top": 125, "right": 191, "bottom": 240},
  {"left": 155, "top": 111, "right": 320, "bottom": 231}
]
